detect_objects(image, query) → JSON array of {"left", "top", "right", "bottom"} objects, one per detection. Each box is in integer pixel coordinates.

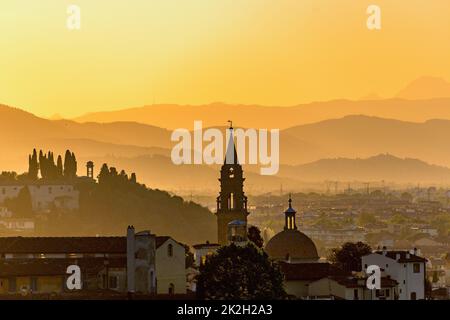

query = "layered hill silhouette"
[
  {"left": 72, "top": 98, "right": 450, "bottom": 130},
  {"left": 3, "top": 103, "right": 450, "bottom": 190},
  {"left": 280, "top": 115, "right": 450, "bottom": 167},
  {"left": 396, "top": 76, "right": 450, "bottom": 100},
  {"left": 278, "top": 154, "right": 450, "bottom": 183}
]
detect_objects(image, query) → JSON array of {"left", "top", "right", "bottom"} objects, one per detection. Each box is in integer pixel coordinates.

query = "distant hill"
[
  {"left": 72, "top": 98, "right": 450, "bottom": 130},
  {"left": 278, "top": 154, "right": 450, "bottom": 183},
  {"left": 280, "top": 115, "right": 450, "bottom": 167},
  {"left": 3, "top": 104, "right": 450, "bottom": 190},
  {"left": 397, "top": 76, "right": 450, "bottom": 100},
  {"left": 0, "top": 104, "right": 172, "bottom": 172}
]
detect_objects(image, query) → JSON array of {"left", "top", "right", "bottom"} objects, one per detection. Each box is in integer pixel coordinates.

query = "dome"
[{"left": 265, "top": 229, "right": 319, "bottom": 262}]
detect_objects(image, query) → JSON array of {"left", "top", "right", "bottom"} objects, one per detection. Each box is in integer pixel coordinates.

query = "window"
[
  {"left": 48, "top": 187, "right": 52, "bottom": 194},
  {"left": 30, "top": 277, "right": 38, "bottom": 292},
  {"left": 386, "top": 289, "right": 390, "bottom": 298},
  {"left": 109, "top": 276, "right": 118, "bottom": 289},
  {"left": 413, "top": 263, "right": 420, "bottom": 273},
  {"left": 410, "top": 292, "right": 417, "bottom": 300},
  {"left": 201, "top": 256, "right": 206, "bottom": 266},
  {"left": 8, "top": 278, "right": 16, "bottom": 293},
  {"left": 386, "top": 264, "right": 389, "bottom": 268},
  {"left": 168, "top": 244, "right": 173, "bottom": 257},
  {"left": 353, "top": 289, "right": 359, "bottom": 300},
  {"left": 169, "top": 283, "right": 175, "bottom": 295},
  {"left": 229, "top": 193, "right": 234, "bottom": 209}
]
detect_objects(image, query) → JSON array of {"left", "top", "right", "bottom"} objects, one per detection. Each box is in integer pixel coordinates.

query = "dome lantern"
[{"left": 284, "top": 194, "right": 297, "bottom": 231}]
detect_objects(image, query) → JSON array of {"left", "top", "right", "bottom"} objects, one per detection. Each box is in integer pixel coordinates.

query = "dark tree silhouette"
[
  {"left": 78, "top": 163, "right": 215, "bottom": 244},
  {"left": 196, "top": 244, "right": 286, "bottom": 300},
  {"left": 247, "top": 225, "right": 264, "bottom": 248},
  {"left": 97, "top": 163, "right": 110, "bottom": 185},
  {"left": 28, "top": 149, "right": 39, "bottom": 180},
  {"left": 63, "top": 150, "right": 77, "bottom": 178},
  {"left": 328, "top": 242, "right": 372, "bottom": 273},
  {"left": 184, "top": 244, "right": 195, "bottom": 269},
  {"left": 5, "top": 185, "right": 33, "bottom": 218},
  {"left": 57, "top": 155, "right": 63, "bottom": 177}
]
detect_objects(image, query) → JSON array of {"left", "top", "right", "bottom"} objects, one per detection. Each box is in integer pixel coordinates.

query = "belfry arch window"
[{"left": 229, "top": 193, "right": 234, "bottom": 209}]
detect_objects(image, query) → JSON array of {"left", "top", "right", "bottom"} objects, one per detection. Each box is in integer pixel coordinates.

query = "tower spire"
[
  {"left": 216, "top": 120, "right": 249, "bottom": 246},
  {"left": 225, "top": 120, "right": 238, "bottom": 165}
]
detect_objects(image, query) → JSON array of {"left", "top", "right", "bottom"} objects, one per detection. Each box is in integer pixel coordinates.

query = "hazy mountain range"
[
  {"left": 396, "top": 76, "right": 450, "bottom": 100},
  {"left": 2, "top": 100, "right": 450, "bottom": 191},
  {"left": 72, "top": 76, "right": 450, "bottom": 130}
]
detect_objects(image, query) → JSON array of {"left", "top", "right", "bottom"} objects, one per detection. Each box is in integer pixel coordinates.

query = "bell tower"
[{"left": 215, "top": 122, "right": 249, "bottom": 245}]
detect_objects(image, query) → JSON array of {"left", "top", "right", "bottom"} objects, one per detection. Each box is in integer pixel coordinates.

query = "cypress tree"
[
  {"left": 63, "top": 150, "right": 72, "bottom": 178},
  {"left": 57, "top": 155, "right": 63, "bottom": 177},
  {"left": 71, "top": 152, "right": 78, "bottom": 177},
  {"left": 130, "top": 173, "right": 137, "bottom": 184}
]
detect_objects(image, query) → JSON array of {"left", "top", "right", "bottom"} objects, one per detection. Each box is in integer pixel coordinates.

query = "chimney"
[
  {"left": 413, "top": 248, "right": 418, "bottom": 255},
  {"left": 382, "top": 246, "right": 387, "bottom": 256},
  {"left": 396, "top": 253, "right": 401, "bottom": 260},
  {"left": 406, "top": 253, "right": 410, "bottom": 259},
  {"left": 127, "top": 225, "right": 136, "bottom": 293}
]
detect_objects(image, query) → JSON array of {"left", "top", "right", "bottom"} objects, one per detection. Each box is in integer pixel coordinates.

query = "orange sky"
[{"left": 0, "top": 0, "right": 449, "bottom": 117}]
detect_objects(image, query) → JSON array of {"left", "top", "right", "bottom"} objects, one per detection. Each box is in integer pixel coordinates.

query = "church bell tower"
[{"left": 215, "top": 122, "right": 249, "bottom": 246}]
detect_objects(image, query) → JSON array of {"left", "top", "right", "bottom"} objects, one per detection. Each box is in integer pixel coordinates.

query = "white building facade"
[
  {"left": 0, "top": 184, "right": 79, "bottom": 212},
  {"left": 362, "top": 250, "right": 427, "bottom": 300}
]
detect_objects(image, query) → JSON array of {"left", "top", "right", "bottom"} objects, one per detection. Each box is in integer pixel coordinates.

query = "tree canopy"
[
  {"left": 328, "top": 241, "right": 372, "bottom": 273},
  {"left": 4, "top": 185, "right": 33, "bottom": 218},
  {"left": 27, "top": 149, "right": 77, "bottom": 180},
  {"left": 196, "top": 244, "right": 286, "bottom": 300},
  {"left": 247, "top": 225, "right": 264, "bottom": 248}
]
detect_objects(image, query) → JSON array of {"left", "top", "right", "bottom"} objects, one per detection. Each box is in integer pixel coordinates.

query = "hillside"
[
  {"left": 278, "top": 154, "right": 450, "bottom": 183},
  {"left": 280, "top": 115, "right": 450, "bottom": 167},
  {"left": 72, "top": 98, "right": 450, "bottom": 130},
  {"left": 3, "top": 104, "right": 450, "bottom": 190}
]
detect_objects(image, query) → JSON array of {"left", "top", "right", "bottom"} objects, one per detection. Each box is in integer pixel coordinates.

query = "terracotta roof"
[
  {"left": 0, "top": 257, "right": 126, "bottom": 277},
  {"left": 156, "top": 236, "right": 170, "bottom": 249},
  {"left": 375, "top": 250, "right": 427, "bottom": 263},
  {"left": 328, "top": 276, "right": 398, "bottom": 288},
  {"left": 0, "top": 237, "right": 127, "bottom": 254},
  {"left": 155, "top": 236, "right": 185, "bottom": 249},
  {"left": 279, "top": 262, "right": 344, "bottom": 281},
  {"left": 192, "top": 243, "right": 220, "bottom": 249}
]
